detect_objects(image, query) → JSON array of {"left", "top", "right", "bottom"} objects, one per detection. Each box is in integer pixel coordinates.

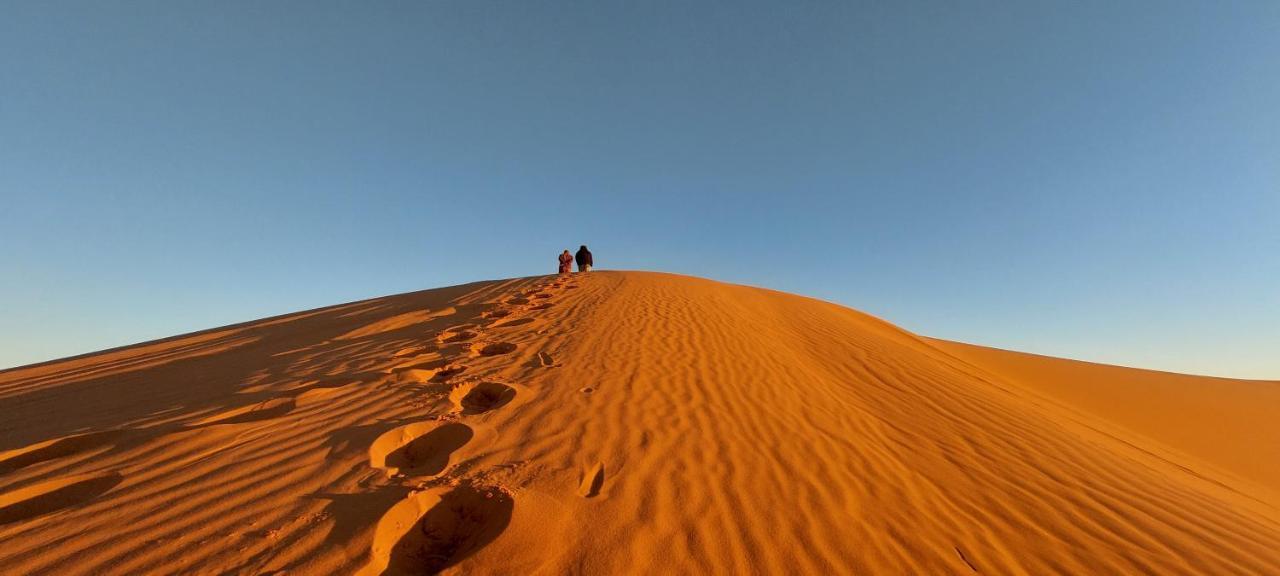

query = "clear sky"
[{"left": 2, "top": 2, "right": 1277, "bottom": 378}]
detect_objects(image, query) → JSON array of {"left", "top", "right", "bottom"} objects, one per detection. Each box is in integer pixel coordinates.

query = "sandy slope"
[
  {"left": 1, "top": 271, "right": 1277, "bottom": 574},
  {"left": 928, "top": 340, "right": 1280, "bottom": 507}
]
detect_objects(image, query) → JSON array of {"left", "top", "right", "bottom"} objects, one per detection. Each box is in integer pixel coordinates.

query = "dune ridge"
[{"left": 1, "top": 271, "right": 1278, "bottom": 574}]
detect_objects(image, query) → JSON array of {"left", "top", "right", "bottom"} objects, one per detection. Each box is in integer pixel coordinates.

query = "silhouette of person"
[
  {"left": 558, "top": 249, "right": 573, "bottom": 274},
  {"left": 575, "top": 245, "right": 593, "bottom": 272}
]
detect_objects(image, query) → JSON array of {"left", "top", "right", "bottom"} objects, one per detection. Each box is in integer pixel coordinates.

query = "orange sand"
[{"left": 1, "top": 271, "right": 1277, "bottom": 574}]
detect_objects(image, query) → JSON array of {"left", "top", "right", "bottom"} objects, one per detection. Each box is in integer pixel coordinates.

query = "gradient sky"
[{"left": 3, "top": 2, "right": 1278, "bottom": 378}]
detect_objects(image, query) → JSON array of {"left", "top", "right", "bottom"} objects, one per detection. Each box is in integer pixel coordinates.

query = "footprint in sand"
[
  {"left": 449, "top": 382, "right": 517, "bottom": 415},
  {"left": 358, "top": 311, "right": 532, "bottom": 572},
  {"left": 439, "top": 330, "right": 478, "bottom": 344},
  {"left": 578, "top": 463, "right": 605, "bottom": 498},
  {"left": 471, "top": 342, "right": 517, "bottom": 357},
  {"left": 387, "top": 360, "right": 468, "bottom": 385},
  {"left": 531, "top": 303, "right": 554, "bottom": 311},
  {"left": 369, "top": 422, "right": 473, "bottom": 477},
  {"left": 528, "top": 351, "right": 558, "bottom": 369},
  {"left": 0, "top": 472, "right": 124, "bottom": 525},
  {"left": 427, "top": 365, "right": 468, "bottom": 383},
  {"left": 483, "top": 308, "right": 514, "bottom": 319},
  {"left": 391, "top": 345, "right": 435, "bottom": 358},
  {"left": 371, "top": 484, "right": 515, "bottom": 575},
  {"left": 505, "top": 297, "right": 530, "bottom": 305},
  {"left": 0, "top": 430, "right": 125, "bottom": 475},
  {"left": 491, "top": 317, "right": 535, "bottom": 328},
  {"left": 196, "top": 397, "right": 296, "bottom": 426},
  {"left": 533, "top": 293, "right": 553, "bottom": 299}
]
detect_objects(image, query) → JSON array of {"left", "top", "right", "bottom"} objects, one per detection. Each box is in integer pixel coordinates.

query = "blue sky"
[{"left": 2, "top": 2, "right": 1277, "bottom": 378}]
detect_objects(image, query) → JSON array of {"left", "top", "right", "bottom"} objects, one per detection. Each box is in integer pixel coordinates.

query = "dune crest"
[{"left": 1, "top": 271, "right": 1277, "bottom": 574}]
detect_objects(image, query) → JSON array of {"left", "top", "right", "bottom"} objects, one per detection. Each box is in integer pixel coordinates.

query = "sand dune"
[
  {"left": 1, "top": 271, "right": 1278, "bottom": 574},
  {"left": 929, "top": 339, "right": 1280, "bottom": 506}
]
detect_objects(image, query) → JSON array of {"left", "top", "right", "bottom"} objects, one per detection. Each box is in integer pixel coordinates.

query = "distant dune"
[{"left": 2, "top": 271, "right": 1277, "bottom": 574}]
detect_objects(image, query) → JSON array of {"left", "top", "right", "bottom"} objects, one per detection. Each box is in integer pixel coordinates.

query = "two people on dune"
[{"left": 559, "top": 245, "right": 592, "bottom": 274}]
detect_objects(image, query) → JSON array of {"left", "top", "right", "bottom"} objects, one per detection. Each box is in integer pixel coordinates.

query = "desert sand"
[{"left": 2, "top": 271, "right": 1278, "bottom": 574}]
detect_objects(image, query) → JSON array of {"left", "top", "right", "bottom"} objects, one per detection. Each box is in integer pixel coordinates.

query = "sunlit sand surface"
[{"left": 2, "top": 271, "right": 1277, "bottom": 574}]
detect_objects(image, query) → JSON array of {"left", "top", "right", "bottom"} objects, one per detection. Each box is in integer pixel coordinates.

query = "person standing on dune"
[
  {"left": 575, "top": 245, "right": 593, "bottom": 272},
  {"left": 558, "top": 249, "right": 573, "bottom": 274}
]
